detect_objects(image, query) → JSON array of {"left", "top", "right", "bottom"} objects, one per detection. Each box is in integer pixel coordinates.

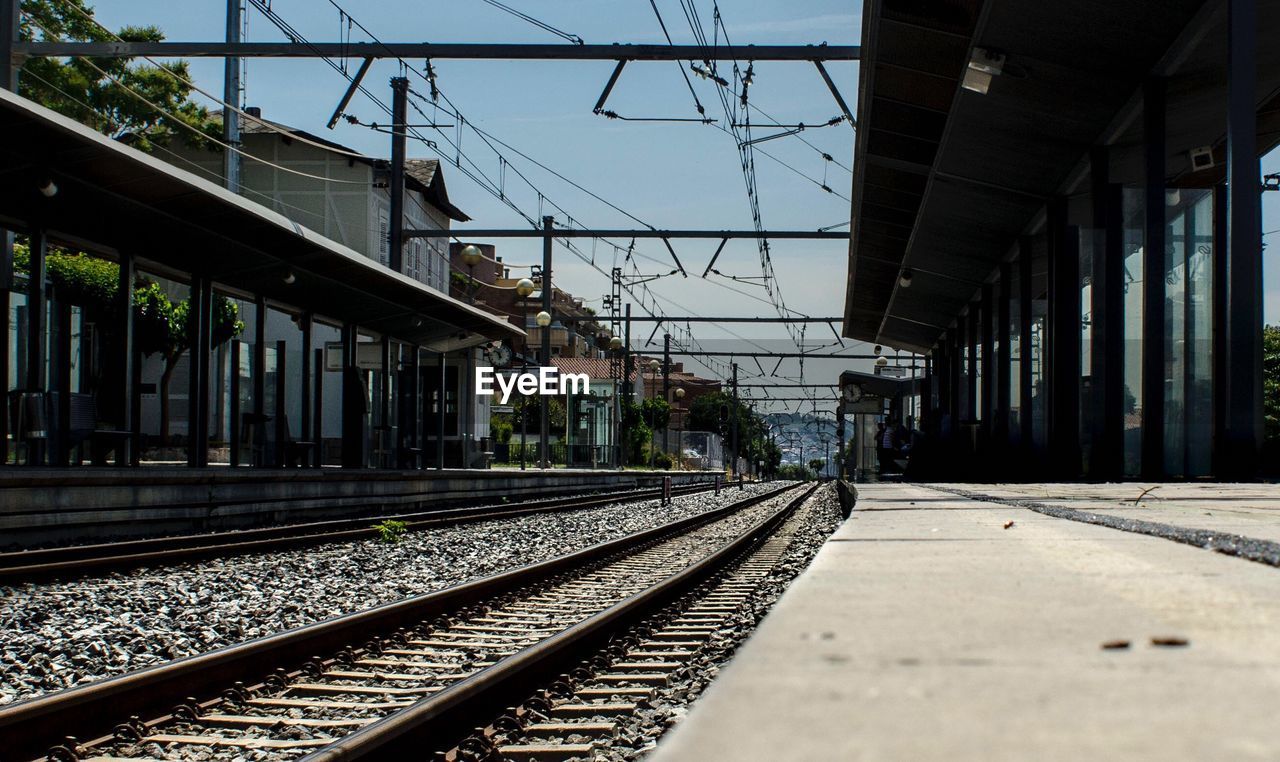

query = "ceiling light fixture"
[{"left": 962, "top": 47, "right": 1005, "bottom": 95}]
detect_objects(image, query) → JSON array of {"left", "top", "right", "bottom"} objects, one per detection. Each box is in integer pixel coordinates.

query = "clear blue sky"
[{"left": 88, "top": 2, "right": 1280, "bottom": 406}]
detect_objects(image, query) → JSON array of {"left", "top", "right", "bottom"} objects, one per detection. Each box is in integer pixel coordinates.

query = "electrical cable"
[
  {"left": 477, "top": 0, "right": 584, "bottom": 45},
  {"left": 23, "top": 13, "right": 370, "bottom": 188}
]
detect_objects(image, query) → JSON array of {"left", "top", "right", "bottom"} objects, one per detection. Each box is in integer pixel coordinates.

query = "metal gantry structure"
[{"left": 0, "top": 0, "right": 873, "bottom": 472}]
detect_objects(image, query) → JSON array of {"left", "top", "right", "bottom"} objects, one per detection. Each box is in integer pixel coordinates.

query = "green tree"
[
  {"left": 688, "top": 390, "right": 771, "bottom": 469},
  {"left": 505, "top": 393, "right": 566, "bottom": 439},
  {"left": 761, "top": 439, "right": 782, "bottom": 476},
  {"left": 18, "top": 0, "right": 218, "bottom": 148},
  {"left": 619, "top": 397, "right": 652, "bottom": 465},
  {"left": 641, "top": 397, "right": 670, "bottom": 432},
  {"left": 808, "top": 458, "right": 826, "bottom": 477},
  {"left": 1265, "top": 325, "right": 1280, "bottom": 443},
  {"left": 776, "top": 463, "right": 813, "bottom": 481}
]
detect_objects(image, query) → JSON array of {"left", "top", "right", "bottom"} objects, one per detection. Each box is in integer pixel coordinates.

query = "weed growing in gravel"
[{"left": 372, "top": 519, "right": 408, "bottom": 543}]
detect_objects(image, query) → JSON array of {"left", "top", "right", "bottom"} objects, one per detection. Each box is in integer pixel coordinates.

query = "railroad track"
[
  {"left": 0, "top": 482, "right": 807, "bottom": 762},
  {"left": 437, "top": 484, "right": 830, "bottom": 762},
  {"left": 0, "top": 480, "right": 736, "bottom": 582}
]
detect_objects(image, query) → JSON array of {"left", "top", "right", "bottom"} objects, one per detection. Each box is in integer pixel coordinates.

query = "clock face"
[
  {"left": 488, "top": 344, "right": 512, "bottom": 367},
  {"left": 843, "top": 384, "right": 864, "bottom": 403}
]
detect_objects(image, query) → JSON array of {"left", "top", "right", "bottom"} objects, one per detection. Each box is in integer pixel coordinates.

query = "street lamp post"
[
  {"left": 535, "top": 308, "right": 552, "bottom": 468},
  {"left": 461, "top": 244, "right": 483, "bottom": 303},
  {"left": 539, "top": 214, "right": 553, "bottom": 470},
  {"left": 609, "top": 335, "right": 623, "bottom": 468},
  {"left": 515, "top": 277, "right": 535, "bottom": 471}
]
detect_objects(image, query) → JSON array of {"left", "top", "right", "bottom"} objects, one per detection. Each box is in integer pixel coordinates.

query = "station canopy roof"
[
  {"left": 843, "top": 0, "right": 1280, "bottom": 352},
  {"left": 0, "top": 88, "right": 521, "bottom": 351}
]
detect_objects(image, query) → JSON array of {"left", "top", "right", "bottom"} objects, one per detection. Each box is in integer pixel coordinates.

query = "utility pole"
[
  {"left": 730, "top": 362, "right": 739, "bottom": 479},
  {"left": 388, "top": 76, "right": 409, "bottom": 273},
  {"left": 0, "top": 0, "right": 18, "bottom": 91},
  {"left": 623, "top": 303, "right": 633, "bottom": 398},
  {"left": 223, "top": 0, "right": 242, "bottom": 192},
  {"left": 662, "top": 332, "right": 671, "bottom": 461},
  {"left": 621, "top": 302, "right": 632, "bottom": 467},
  {"left": 540, "top": 215, "right": 553, "bottom": 469}
]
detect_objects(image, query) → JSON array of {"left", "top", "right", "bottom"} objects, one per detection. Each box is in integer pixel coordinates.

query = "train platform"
[{"left": 652, "top": 482, "right": 1280, "bottom": 761}]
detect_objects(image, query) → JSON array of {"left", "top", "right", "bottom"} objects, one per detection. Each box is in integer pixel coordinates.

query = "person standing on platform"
[{"left": 876, "top": 420, "right": 898, "bottom": 475}]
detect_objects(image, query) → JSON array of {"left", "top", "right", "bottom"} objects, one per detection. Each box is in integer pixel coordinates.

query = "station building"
[
  {"left": 0, "top": 88, "right": 522, "bottom": 470},
  {"left": 843, "top": 0, "right": 1280, "bottom": 480}
]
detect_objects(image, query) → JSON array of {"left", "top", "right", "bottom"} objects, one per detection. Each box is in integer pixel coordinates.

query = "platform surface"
[{"left": 652, "top": 482, "right": 1280, "bottom": 761}]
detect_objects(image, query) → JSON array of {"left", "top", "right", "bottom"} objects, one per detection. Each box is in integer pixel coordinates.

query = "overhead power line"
[{"left": 478, "top": 0, "right": 584, "bottom": 45}]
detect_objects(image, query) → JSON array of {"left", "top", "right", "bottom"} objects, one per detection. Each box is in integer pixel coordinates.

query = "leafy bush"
[{"left": 372, "top": 519, "right": 408, "bottom": 544}]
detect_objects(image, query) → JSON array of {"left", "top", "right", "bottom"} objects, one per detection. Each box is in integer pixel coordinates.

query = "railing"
[{"left": 492, "top": 442, "right": 621, "bottom": 468}]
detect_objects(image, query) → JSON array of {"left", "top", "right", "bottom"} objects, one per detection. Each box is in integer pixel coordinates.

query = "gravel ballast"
[{"left": 0, "top": 482, "right": 781, "bottom": 706}]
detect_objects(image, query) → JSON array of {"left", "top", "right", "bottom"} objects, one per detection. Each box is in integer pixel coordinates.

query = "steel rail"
[
  {"left": 303, "top": 483, "right": 819, "bottom": 760},
  {"left": 0, "top": 480, "right": 733, "bottom": 582},
  {"left": 0, "top": 482, "right": 795, "bottom": 762}
]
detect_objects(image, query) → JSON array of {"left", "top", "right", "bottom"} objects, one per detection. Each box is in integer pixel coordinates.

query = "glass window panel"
[
  {"left": 1122, "top": 188, "right": 1144, "bottom": 476},
  {"left": 1185, "top": 190, "right": 1214, "bottom": 477},
  {"left": 1009, "top": 260, "right": 1022, "bottom": 444},
  {"left": 1165, "top": 202, "right": 1188, "bottom": 477}
]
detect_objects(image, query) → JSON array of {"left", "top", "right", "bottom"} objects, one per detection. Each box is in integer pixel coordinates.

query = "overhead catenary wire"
[
  {"left": 23, "top": 12, "right": 371, "bottom": 188},
  {"left": 257, "top": 0, "right": 823, "bottom": 382},
  {"left": 477, "top": 0, "right": 584, "bottom": 45},
  {"left": 55, "top": 0, "right": 383, "bottom": 163}
]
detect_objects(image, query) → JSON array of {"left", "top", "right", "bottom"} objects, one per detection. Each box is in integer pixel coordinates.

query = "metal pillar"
[
  {"left": 223, "top": 0, "right": 241, "bottom": 192},
  {"left": 0, "top": 2, "right": 16, "bottom": 432},
  {"left": 388, "top": 77, "right": 409, "bottom": 273},
  {"left": 437, "top": 351, "right": 446, "bottom": 470},
  {"left": 932, "top": 344, "right": 947, "bottom": 427},
  {"left": 662, "top": 332, "right": 671, "bottom": 458},
  {"left": 1048, "top": 197, "right": 1081, "bottom": 478},
  {"left": 1141, "top": 77, "right": 1167, "bottom": 479},
  {"left": 253, "top": 296, "right": 266, "bottom": 465},
  {"left": 300, "top": 312, "right": 312, "bottom": 466},
  {"left": 229, "top": 341, "right": 241, "bottom": 466},
  {"left": 1018, "top": 237, "right": 1034, "bottom": 453},
  {"left": 273, "top": 339, "right": 287, "bottom": 467},
  {"left": 117, "top": 252, "right": 136, "bottom": 466},
  {"left": 948, "top": 327, "right": 961, "bottom": 425},
  {"left": 1212, "top": 182, "right": 1229, "bottom": 474},
  {"left": 1092, "top": 149, "right": 1125, "bottom": 480},
  {"left": 52, "top": 302, "right": 70, "bottom": 466},
  {"left": 405, "top": 345, "right": 419, "bottom": 468},
  {"left": 340, "top": 323, "right": 365, "bottom": 468},
  {"left": 965, "top": 308, "right": 977, "bottom": 422},
  {"left": 379, "top": 335, "right": 391, "bottom": 468},
  {"left": 980, "top": 282, "right": 995, "bottom": 438},
  {"left": 623, "top": 303, "right": 633, "bottom": 397},
  {"left": 1225, "top": 0, "right": 1262, "bottom": 476},
  {"left": 187, "top": 276, "right": 212, "bottom": 467},
  {"left": 313, "top": 347, "right": 324, "bottom": 468},
  {"left": 996, "top": 263, "right": 1012, "bottom": 450},
  {"left": 26, "top": 227, "right": 46, "bottom": 393},
  {"left": 540, "top": 215, "right": 553, "bottom": 469},
  {"left": 730, "top": 362, "right": 739, "bottom": 477}
]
